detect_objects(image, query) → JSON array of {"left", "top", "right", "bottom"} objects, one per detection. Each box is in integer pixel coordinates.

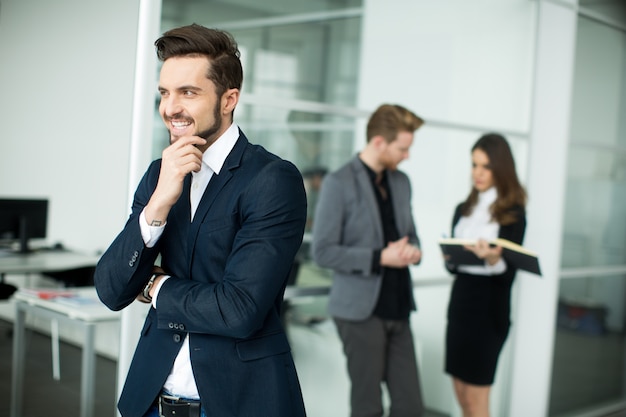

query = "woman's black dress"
[{"left": 445, "top": 204, "right": 526, "bottom": 385}]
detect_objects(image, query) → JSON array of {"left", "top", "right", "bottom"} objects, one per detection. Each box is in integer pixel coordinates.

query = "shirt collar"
[
  {"left": 359, "top": 157, "right": 385, "bottom": 183},
  {"left": 201, "top": 123, "right": 240, "bottom": 175}
]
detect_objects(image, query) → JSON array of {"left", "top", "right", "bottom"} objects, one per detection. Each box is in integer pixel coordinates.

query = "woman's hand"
[{"left": 464, "top": 239, "right": 502, "bottom": 265}]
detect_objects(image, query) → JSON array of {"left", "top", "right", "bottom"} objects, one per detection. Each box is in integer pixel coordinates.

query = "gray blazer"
[{"left": 311, "top": 156, "right": 420, "bottom": 321}]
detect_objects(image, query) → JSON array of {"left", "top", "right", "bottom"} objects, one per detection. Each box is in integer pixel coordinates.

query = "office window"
[{"left": 552, "top": 15, "right": 626, "bottom": 416}]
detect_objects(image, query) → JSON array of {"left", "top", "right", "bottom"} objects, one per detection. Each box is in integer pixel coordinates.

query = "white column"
[
  {"left": 117, "top": 0, "right": 162, "bottom": 414},
  {"left": 507, "top": 1, "right": 578, "bottom": 416}
]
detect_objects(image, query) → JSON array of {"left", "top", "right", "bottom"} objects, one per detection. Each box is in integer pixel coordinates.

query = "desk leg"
[
  {"left": 11, "top": 303, "right": 26, "bottom": 417},
  {"left": 81, "top": 323, "right": 96, "bottom": 417},
  {"left": 51, "top": 319, "right": 61, "bottom": 380}
]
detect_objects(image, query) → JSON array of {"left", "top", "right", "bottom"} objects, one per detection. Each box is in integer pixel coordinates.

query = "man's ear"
[
  {"left": 371, "top": 135, "right": 387, "bottom": 149},
  {"left": 222, "top": 88, "right": 240, "bottom": 115}
]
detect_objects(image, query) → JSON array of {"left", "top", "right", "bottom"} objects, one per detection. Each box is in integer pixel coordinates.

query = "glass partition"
[
  {"left": 549, "top": 274, "right": 626, "bottom": 416},
  {"left": 562, "top": 147, "right": 626, "bottom": 269},
  {"left": 552, "top": 12, "right": 626, "bottom": 416}
]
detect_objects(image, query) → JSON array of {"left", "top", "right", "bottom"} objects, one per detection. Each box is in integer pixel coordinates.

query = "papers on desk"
[
  {"left": 54, "top": 294, "right": 101, "bottom": 307},
  {"left": 18, "top": 288, "right": 102, "bottom": 306},
  {"left": 19, "top": 288, "right": 76, "bottom": 300}
]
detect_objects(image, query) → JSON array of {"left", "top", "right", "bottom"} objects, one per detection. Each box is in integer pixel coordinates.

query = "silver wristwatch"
[{"left": 142, "top": 273, "right": 160, "bottom": 303}]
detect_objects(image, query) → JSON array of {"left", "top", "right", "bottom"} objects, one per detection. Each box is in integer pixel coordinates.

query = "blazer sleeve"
[
  {"left": 94, "top": 160, "right": 163, "bottom": 310},
  {"left": 393, "top": 170, "right": 421, "bottom": 254},
  {"left": 444, "top": 203, "right": 464, "bottom": 274},
  {"left": 498, "top": 206, "right": 526, "bottom": 245},
  {"left": 311, "top": 170, "right": 376, "bottom": 276}
]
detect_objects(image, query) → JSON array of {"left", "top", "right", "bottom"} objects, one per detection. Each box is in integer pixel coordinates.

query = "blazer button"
[
  {"left": 173, "top": 334, "right": 181, "bottom": 343},
  {"left": 168, "top": 323, "right": 174, "bottom": 329},
  {"left": 179, "top": 324, "right": 185, "bottom": 331}
]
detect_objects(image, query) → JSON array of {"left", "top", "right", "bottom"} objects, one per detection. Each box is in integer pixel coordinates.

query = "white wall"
[
  {"left": 0, "top": 0, "right": 140, "bottom": 255},
  {"left": 0, "top": 0, "right": 142, "bottom": 358}
]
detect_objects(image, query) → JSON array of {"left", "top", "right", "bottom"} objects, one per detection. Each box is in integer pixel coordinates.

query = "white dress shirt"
[
  {"left": 138, "top": 123, "right": 240, "bottom": 399},
  {"left": 454, "top": 186, "right": 507, "bottom": 276}
]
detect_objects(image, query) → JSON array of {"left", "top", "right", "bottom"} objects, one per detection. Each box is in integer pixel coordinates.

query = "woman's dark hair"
[
  {"left": 154, "top": 24, "right": 243, "bottom": 98},
  {"left": 461, "top": 133, "right": 527, "bottom": 225}
]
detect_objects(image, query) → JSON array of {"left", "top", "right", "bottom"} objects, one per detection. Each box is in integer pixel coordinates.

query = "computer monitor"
[{"left": 0, "top": 198, "right": 49, "bottom": 253}]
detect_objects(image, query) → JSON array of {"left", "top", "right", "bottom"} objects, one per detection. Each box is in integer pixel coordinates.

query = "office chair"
[
  {"left": 0, "top": 274, "right": 17, "bottom": 300},
  {"left": 43, "top": 266, "right": 95, "bottom": 287}
]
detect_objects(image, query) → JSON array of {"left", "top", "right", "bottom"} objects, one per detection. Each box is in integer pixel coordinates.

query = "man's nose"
[{"left": 162, "top": 96, "right": 183, "bottom": 117}]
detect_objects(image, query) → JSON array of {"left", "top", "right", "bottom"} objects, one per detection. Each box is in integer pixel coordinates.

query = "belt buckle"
[
  {"left": 159, "top": 394, "right": 201, "bottom": 417},
  {"left": 160, "top": 393, "right": 182, "bottom": 403}
]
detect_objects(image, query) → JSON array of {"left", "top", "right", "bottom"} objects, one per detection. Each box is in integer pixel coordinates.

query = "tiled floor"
[
  {"left": 549, "top": 329, "right": 626, "bottom": 417},
  {"left": 0, "top": 319, "right": 117, "bottom": 417},
  {"left": 0, "top": 317, "right": 444, "bottom": 417},
  {"left": 1, "top": 317, "right": 624, "bottom": 417}
]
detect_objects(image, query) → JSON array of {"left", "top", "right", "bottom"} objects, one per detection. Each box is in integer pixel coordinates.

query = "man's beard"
[
  {"left": 168, "top": 102, "right": 222, "bottom": 145},
  {"left": 380, "top": 154, "right": 399, "bottom": 171},
  {"left": 197, "top": 103, "right": 222, "bottom": 143}
]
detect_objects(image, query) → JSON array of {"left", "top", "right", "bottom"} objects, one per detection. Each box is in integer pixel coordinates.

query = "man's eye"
[{"left": 184, "top": 90, "right": 195, "bottom": 96}]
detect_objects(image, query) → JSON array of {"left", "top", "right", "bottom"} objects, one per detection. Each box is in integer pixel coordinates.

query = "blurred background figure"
[{"left": 444, "top": 133, "right": 527, "bottom": 417}]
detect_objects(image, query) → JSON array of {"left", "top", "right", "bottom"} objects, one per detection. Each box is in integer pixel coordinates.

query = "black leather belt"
[{"left": 159, "top": 394, "right": 202, "bottom": 417}]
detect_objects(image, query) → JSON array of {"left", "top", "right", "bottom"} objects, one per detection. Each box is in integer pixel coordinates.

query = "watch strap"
[{"left": 141, "top": 273, "right": 163, "bottom": 303}]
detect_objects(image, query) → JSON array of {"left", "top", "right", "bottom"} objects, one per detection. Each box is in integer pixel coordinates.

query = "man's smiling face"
[{"left": 158, "top": 55, "right": 222, "bottom": 151}]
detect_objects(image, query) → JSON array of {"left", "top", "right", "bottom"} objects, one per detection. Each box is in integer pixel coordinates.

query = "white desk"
[
  {"left": 0, "top": 250, "right": 100, "bottom": 276},
  {"left": 10, "top": 287, "right": 120, "bottom": 417}
]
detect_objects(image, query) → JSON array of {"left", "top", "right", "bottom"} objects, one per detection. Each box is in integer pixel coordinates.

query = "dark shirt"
[{"left": 360, "top": 160, "right": 412, "bottom": 320}]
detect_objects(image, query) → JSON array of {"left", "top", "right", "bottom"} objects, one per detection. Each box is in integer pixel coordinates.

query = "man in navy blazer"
[
  {"left": 312, "top": 104, "right": 425, "bottom": 417},
  {"left": 95, "top": 24, "right": 307, "bottom": 417}
]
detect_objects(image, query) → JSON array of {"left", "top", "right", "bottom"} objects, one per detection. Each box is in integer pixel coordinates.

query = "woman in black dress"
[{"left": 444, "top": 133, "right": 527, "bottom": 417}]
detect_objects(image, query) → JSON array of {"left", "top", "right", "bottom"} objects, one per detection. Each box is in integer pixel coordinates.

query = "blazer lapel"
[
  {"left": 186, "top": 134, "right": 248, "bottom": 266},
  {"left": 167, "top": 172, "right": 192, "bottom": 222},
  {"left": 388, "top": 172, "right": 407, "bottom": 233},
  {"left": 350, "top": 157, "right": 383, "bottom": 244}
]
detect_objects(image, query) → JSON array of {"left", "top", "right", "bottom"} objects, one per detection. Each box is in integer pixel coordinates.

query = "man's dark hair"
[{"left": 155, "top": 23, "right": 243, "bottom": 97}]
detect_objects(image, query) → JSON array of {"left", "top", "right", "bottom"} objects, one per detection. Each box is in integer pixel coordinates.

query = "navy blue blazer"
[{"left": 95, "top": 131, "right": 307, "bottom": 417}]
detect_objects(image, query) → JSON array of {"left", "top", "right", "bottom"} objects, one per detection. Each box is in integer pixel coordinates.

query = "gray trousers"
[{"left": 334, "top": 316, "right": 424, "bottom": 417}]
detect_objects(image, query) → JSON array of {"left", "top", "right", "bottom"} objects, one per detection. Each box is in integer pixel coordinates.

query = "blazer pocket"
[
  {"left": 235, "top": 332, "right": 290, "bottom": 362},
  {"left": 198, "top": 211, "right": 239, "bottom": 233},
  {"left": 196, "top": 213, "right": 239, "bottom": 257}
]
